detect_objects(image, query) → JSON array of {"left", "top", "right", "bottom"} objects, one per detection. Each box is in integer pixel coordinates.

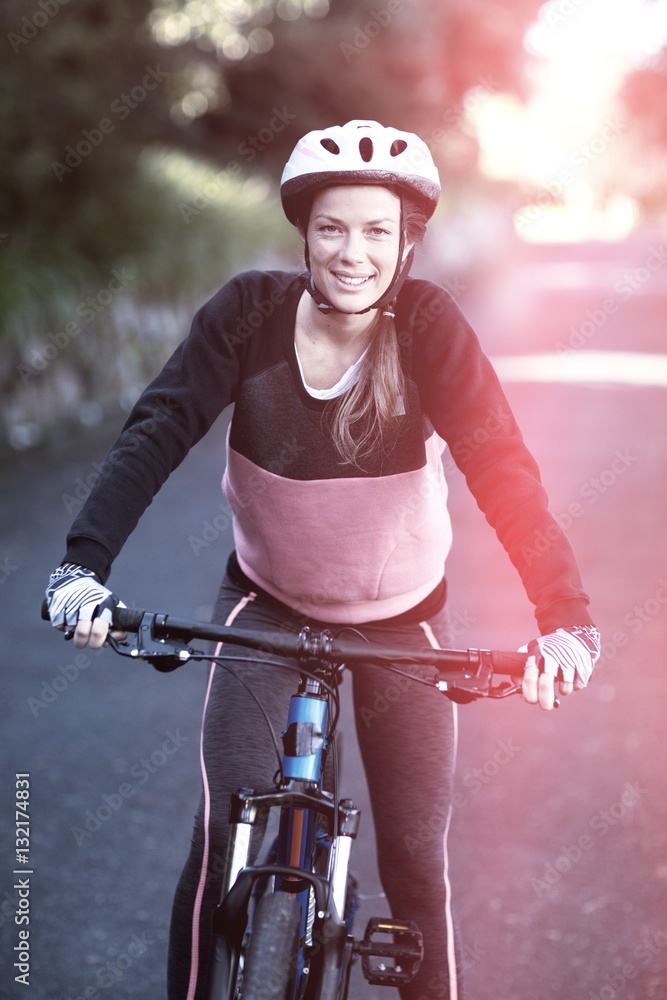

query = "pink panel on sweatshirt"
[{"left": 222, "top": 432, "right": 452, "bottom": 623}]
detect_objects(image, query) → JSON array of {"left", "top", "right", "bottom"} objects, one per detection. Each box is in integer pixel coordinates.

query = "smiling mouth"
[{"left": 333, "top": 273, "right": 373, "bottom": 287}]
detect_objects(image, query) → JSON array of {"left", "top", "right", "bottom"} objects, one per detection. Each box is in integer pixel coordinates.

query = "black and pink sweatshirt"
[{"left": 64, "top": 270, "right": 593, "bottom": 632}]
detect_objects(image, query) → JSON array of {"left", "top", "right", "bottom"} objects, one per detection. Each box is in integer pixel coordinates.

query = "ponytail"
[{"left": 329, "top": 195, "right": 428, "bottom": 468}]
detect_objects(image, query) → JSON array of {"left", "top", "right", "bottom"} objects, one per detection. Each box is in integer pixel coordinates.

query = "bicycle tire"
[{"left": 240, "top": 892, "right": 302, "bottom": 1000}]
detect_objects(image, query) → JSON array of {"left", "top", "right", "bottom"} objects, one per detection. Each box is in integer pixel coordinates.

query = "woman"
[{"left": 46, "top": 120, "right": 599, "bottom": 1000}]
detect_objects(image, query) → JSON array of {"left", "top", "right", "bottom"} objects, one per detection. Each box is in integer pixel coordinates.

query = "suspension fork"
[
  {"left": 277, "top": 678, "right": 330, "bottom": 992},
  {"left": 219, "top": 676, "right": 329, "bottom": 898}
]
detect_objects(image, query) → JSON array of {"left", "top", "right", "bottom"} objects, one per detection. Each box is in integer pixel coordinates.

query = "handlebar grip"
[
  {"left": 112, "top": 606, "right": 145, "bottom": 632},
  {"left": 40, "top": 598, "right": 145, "bottom": 633},
  {"left": 491, "top": 650, "right": 529, "bottom": 676}
]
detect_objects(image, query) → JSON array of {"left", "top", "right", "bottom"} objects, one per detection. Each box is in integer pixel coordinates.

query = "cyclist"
[{"left": 46, "top": 120, "right": 600, "bottom": 1000}]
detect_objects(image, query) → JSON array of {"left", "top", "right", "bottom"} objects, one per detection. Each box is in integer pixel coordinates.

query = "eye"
[{"left": 369, "top": 227, "right": 391, "bottom": 237}]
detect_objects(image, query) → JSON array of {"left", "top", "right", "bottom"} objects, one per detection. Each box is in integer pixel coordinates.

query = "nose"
[{"left": 339, "top": 230, "right": 365, "bottom": 264}]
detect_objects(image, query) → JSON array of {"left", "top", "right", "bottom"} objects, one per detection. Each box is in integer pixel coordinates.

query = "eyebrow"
[{"left": 312, "top": 214, "right": 397, "bottom": 226}]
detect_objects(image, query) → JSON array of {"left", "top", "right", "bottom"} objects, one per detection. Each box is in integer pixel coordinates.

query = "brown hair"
[{"left": 328, "top": 195, "right": 428, "bottom": 468}]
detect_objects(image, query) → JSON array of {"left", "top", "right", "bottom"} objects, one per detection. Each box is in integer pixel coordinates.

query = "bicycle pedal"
[{"left": 356, "top": 917, "right": 423, "bottom": 986}]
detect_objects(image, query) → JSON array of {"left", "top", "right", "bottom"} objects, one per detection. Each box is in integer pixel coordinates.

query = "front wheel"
[{"left": 240, "top": 892, "right": 301, "bottom": 1000}]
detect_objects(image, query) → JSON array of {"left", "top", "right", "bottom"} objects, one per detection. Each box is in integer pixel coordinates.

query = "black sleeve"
[
  {"left": 63, "top": 274, "right": 254, "bottom": 582},
  {"left": 402, "top": 280, "right": 594, "bottom": 634}
]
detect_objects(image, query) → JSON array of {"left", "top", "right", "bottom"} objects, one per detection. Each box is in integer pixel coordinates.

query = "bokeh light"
[{"left": 471, "top": 0, "right": 667, "bottom": 241}]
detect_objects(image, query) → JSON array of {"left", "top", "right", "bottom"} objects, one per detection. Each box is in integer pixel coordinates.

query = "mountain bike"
[{"left": 44, "top": 602, "right": 527, "bottom": 999}]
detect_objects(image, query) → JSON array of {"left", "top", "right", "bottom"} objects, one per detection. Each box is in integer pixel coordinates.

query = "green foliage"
[
  {"left": 0, "top": 149, "right": 294, "bottom": 441},
  {"left": 0, "top": 0, "right": 548, "bottom": 449},
  {"left": 1, "top": 0, "right": 546, "bottom": 345},
  {"left": 0, "top": 147, "right": 292, "bottom": 343},
  {"left": 1, "top": 0, "right": 174, "bottom": 341}
]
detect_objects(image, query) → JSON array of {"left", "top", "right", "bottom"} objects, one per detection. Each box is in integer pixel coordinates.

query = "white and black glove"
[
  {"left": 519, "top": 625, "right": 600, "bottom": 709},
  {"left": 46, "top": 563, "right": 124, "bottom": 646},
  {"left": 524, "top": 625, "right": 601, "bottom": 686}
]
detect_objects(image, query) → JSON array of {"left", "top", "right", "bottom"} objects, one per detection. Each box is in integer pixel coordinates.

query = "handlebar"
[
  {"left": 116, "top": 605, "right": 527, "bottom": 674},
  {"left": 42, "top": 601, "right": 529, "bottom": 701}
]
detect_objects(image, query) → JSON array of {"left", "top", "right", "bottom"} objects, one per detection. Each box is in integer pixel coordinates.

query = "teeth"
[{"left": 336, "top": 275, "right": 370, "bottom": 286}]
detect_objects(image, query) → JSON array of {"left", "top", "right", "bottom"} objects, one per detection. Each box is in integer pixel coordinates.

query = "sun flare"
[{"left": 469, "top": 0, "right": 667, "bottom": 241}]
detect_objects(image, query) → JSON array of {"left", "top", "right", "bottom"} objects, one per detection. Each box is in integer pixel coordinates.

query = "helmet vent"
[
  {"left": 390, "top": 139, "right": 408, "bottom": 156},
  {"left": 320, "top": 138, "right": 340, "bottom": 154},
  {"left": 359, "top": 137, "right": 374, "bottom": 162}
]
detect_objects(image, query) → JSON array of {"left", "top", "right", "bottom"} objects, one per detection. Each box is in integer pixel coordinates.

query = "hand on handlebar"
[
  {"left": 45, "top": 562, "right": 127, "bottom": 649},
  {"left": 518, "top": 625, "right": 601, "bottom": 711}
]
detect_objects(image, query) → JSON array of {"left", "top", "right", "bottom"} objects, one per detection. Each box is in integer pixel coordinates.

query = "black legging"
[{"left": 168, "top": 573, "right": 464, "bottom": 1000}]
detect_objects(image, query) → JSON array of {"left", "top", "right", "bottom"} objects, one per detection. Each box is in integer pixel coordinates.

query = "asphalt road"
[{"left": 1, "top": 233, "right": 666, "bottom": 999}]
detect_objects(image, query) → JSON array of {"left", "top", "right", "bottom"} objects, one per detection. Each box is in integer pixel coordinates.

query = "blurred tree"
[
  {"left": 1, "top": 0, "right": 547, "bottom": 448},
  {"left": 154, "top": 0, "right": 545, "bottom": 175},
  {"left": 1, "top": 0, "right": 547, "bottom": 277},
  {"left": 1, "top": 0, "right": 546, "bottom": 321},
  {"left": 1, "top": 0, "right": 175, "bottom": 289}
]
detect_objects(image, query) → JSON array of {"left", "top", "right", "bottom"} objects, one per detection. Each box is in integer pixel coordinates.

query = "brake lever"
[
  {"left": 436, "top": 650, "right": 526, "bottom": 703},
  {"left": 486, "top": 679, "right": 559, "bottom": 707},
  {"left": 107, "top": 612, "right": 195, "bottom": 672},
  {"left": 487, "top": 680, "right": 523, "bottom": 699}
]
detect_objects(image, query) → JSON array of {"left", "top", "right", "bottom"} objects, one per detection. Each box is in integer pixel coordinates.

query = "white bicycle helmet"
[
  {"left": 281, "top": 121, "right": 441, "bottom": 314},
  {"left": 281, "top": 120, "right": 441, "bottom": 226}
]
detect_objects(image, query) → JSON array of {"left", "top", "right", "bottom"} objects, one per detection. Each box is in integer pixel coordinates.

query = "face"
[{"left": 305, "top": 185, "right": 410, "bottom": 314}]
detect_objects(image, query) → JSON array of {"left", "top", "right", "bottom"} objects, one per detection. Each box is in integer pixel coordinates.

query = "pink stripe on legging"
[
  {"left": 185, "top": 592, "right": 256, "bottom": 1000},
  {"left": 419, "top": 619, "right": 459, "bottom": 1000}
]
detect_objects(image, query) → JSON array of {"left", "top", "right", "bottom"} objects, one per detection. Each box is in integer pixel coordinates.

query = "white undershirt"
[{"left": 295, "top": 344, "right": 368, "bottom": 400}]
